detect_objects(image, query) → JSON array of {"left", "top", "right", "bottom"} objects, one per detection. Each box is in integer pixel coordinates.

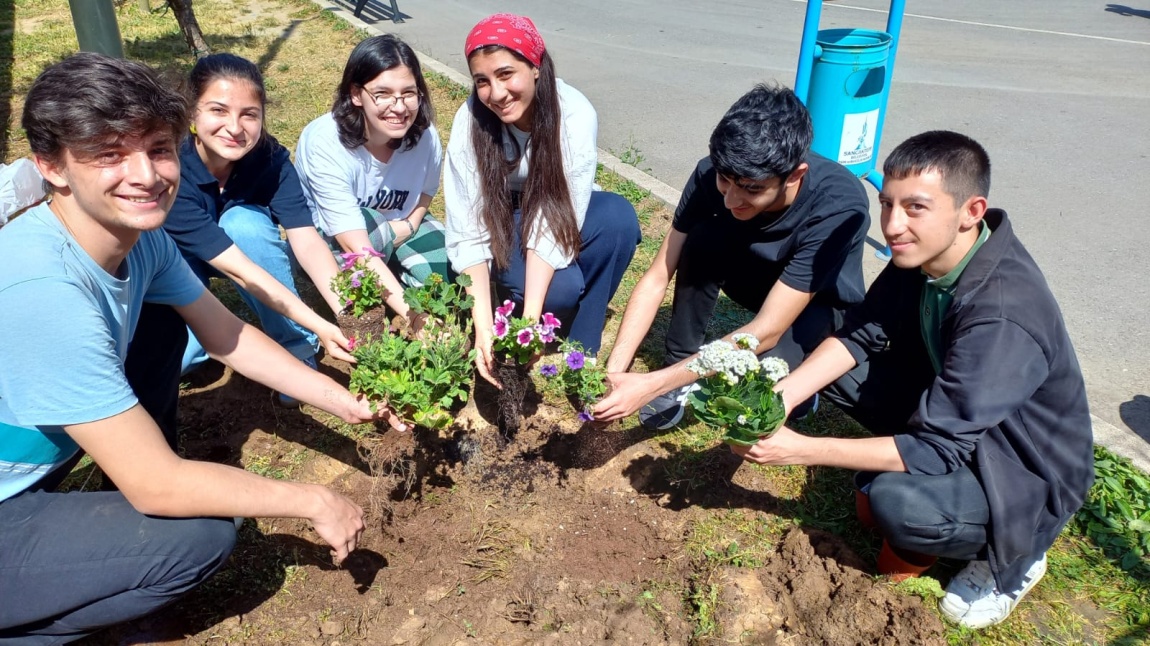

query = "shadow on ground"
[
  {"left": 1105, "top": 4, "right": 1150, "bottom": 19},
  {"left": 1120, "top": 394, "right": 1150, "bottom": 441}
]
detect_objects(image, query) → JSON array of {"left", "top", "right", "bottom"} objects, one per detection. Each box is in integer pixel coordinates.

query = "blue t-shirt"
[
  {"left": 0, "top": 204, "right": 204, "bottom": 500},
  {"left": 163, "top": 135, "right": 316, "bottom": 262}
]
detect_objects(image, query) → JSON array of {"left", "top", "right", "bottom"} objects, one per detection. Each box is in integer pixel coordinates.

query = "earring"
[{"left": 189, "top": 123, "right": 197, "bottom": 135}]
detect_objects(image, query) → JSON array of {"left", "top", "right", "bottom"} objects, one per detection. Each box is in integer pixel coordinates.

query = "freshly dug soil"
[
  {"left": 76, "top": 363, "right": 948, "bottom": 646},
  {"left": 336, "top": 306, "right": 388, "bottom": 344}
]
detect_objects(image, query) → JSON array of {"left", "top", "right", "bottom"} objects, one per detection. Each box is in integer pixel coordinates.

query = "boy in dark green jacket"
[{"left": 731, "top": 130, "right": 1093, "bottom": 629}]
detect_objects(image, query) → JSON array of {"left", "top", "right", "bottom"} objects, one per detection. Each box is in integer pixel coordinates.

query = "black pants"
[
  {"left": 665, "top": 220, "right": 842, "bottom": 377},
  {"left": 124, "top": 303, "right": 188, "bottom": 451},
  {"left": 827, "top": 357, "right": 990, "bottom": 560}
]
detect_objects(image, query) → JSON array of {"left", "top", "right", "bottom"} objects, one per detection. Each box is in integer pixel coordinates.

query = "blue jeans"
[
  {"left": 0, "top": 489, "right": 237, "bottom": 644},
  {"left": 491, "top": 191, "right": 641, "bottom": 354},
  {"left": 182, "top": 205, "right": 320, "bottom": 374}
]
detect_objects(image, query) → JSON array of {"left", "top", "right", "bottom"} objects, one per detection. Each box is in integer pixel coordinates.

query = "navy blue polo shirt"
[
  {"left": 672, "top": 152, "right": 869, "bottom": 308},
  {"left": 164, "top": 135, "right": 315, "bottom": 262}
]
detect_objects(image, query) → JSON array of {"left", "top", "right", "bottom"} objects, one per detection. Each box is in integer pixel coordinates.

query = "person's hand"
[
  {"left": 592, "top": 372, "right": 661, "bottom": 421},
  {"left": 318, "top": 321, "right": 356, "bottom": 364},
  {"left": 308, "top": 486, "right": 366, "bottom": 566},
  {"left": 474, "top": 331, "right": 501, "bottom": 389},
  {"left": 343, "top": 393, "right": 408, "bottom": 432},
  {"left": 728, "top": 425, "right": 804, "bottom": 465}
]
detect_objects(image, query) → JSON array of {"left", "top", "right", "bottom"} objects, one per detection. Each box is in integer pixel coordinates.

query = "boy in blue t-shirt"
[{"left": 0, "top": 53, "right": 405, "bottom": 642}]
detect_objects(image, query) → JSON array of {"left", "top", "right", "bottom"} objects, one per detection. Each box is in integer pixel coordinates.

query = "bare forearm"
[
  {"left": 365, "top": 255, "right": 410, "bottom": 319},
  {"left": 606, "top": 277, "right": 667, "bottom": 372},
  {"left": 522, "top": 251, "right": 554, "bottom": 320},
  {"left": 133, "top": 458, "right": 331, "bottom": 519},
  {"left": 288, "top": 229, "right": 344, "bottom": 316},
  {"left": 775, "top": 337, "right": 856, "bottom": 415},
  {"left": 798, "top": 434, "right": 906, "bottom": 472},
  {"left": 464, "top": 263, "right": 494, "bottom": 333}
]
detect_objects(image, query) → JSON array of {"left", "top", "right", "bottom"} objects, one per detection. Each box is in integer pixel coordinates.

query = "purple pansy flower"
[
  {"left": 362, "top": 246, "right": 385, "bottom": 258},
  {"left": 565, "top": 351, "right": 585, "bottom": 370},
  {"left": 516, "top": 327, "right": 535, "bottom": 346},
  {"left": 539, "top": 364, "right": 559, "bottom": 377},
  {"left": 540, "top": 329, "right": 557, "bottom": 344},
  {"left": 493, "top": 317, "right": 509, "bottom": 338},
  {"left": 577, "top": 410, "right": 594, "bottom": 422},
  {"left": 496, "top": 299, "right": 515, "bottom": 318},
  {"left": 350, "top": 270, "right": 365, "bottom": 288},
  {"left": 541, "top": 312, "right": 561, "bottom": 329}
]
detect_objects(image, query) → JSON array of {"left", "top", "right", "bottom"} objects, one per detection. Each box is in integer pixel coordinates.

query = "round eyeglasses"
[{"left": 364, "top": 89, "right": 421, "bottom": 109}]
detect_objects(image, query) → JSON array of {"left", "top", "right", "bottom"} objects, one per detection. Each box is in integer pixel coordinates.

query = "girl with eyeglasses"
[
  {"left": 445, "top": 14, "right": 641, "bottom": 386},
  {"left": 295, "top": 34, "right": 449, "bottom": 326},
  {"left": 164, "top": 53, "right": 353, "bottom": 399}
]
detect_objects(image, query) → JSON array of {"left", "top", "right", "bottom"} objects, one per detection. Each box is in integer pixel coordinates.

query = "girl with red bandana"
[{"left": 444, "top": 13, "right": 641, "bottom": 387}]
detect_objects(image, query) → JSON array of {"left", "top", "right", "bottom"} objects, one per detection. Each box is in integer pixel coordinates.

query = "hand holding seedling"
[
  {"left": 594, "top": 371, "right": 662, "bottom": 421},
  {"left": 728, "top": 424, "right": 803, "bottom": 465},
  {"left": 317, "top": 320, "right": 356, "bottom": 364}
]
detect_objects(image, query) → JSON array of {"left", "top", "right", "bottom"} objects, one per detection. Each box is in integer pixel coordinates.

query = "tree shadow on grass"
[{"left": 123, "top": 18, "right": 303, "bottom": 75}]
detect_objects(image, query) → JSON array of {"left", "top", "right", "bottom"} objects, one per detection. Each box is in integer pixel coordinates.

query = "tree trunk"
[{"left": 166, "top": 0, "right": 210, "bottom": 57}]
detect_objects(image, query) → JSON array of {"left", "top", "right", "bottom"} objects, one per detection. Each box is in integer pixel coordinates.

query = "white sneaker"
[{"left": 939, "top": 554, "right": 1047, "bottom": 629}]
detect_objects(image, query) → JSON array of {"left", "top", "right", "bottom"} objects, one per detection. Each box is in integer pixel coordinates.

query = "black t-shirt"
[
  {"left": 672, "top": 152, "right": 870, "bottom": 308},
  {"left": 164, "top": 135, "right": 316, "bottom": 263}
]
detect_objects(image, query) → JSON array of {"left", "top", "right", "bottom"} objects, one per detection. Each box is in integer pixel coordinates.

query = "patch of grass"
[{"left": 610, "top": 135, "right": 650, "bottom": 172}]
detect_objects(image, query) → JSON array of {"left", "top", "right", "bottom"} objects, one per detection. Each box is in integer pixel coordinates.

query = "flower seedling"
[
  {"left": 540, "top": 341, "right": 608, "bottom": 422},
  {"left": 685, "top": 334, "right": 789, "bottom": 446},
  {"left": 348, "top": 272, "right": 476, "bottom": 429},
  {"left": 491, "top": 301, "right": 559, "bottom": 364},
  {"left": 330, "top": 248, "right": 388, "bottom": 318}
]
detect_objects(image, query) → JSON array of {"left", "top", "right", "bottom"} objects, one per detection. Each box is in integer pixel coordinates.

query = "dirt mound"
[
  {"left": 78, "top": 370, "right": 947, "bottom": 645},
  {"left": 717, "top": 527, "right": 945, "bottom": 645}
]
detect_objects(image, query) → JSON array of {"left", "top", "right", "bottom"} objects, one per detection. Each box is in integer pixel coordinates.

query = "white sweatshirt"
[{"left": 444, "top": 79, "right": 598, "bottom": 271}]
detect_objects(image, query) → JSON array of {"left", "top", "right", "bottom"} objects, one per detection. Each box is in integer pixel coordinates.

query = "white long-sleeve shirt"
[{"left": 444, "top": 79, "right": 598, "bottom": 271}]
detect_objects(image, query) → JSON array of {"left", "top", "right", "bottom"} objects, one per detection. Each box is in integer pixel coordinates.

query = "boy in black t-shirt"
[{"left": 593, "top": 84, "right": 870, "bottom": 429}]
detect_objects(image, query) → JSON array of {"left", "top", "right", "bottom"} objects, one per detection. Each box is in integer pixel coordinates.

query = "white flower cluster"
[
  {"left": 687, "top": 338, "right": 791, "bottom": 385},
  {"left": 759, "top": 356, "right": 790, "bottom": 382},
  {"left": 731, "top": 333, "right": 759, "bottom": 350},
  {"left": 687, "top": 339, "right": 761, "bottom": 384}
]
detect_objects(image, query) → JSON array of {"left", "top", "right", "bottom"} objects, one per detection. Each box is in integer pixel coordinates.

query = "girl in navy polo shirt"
[{"left": 164, "top": 54, "right": 352, "bottom": 403}]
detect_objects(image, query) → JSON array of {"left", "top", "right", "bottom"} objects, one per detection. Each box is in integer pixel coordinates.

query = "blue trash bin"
[{"left": 807, "top": 28, "right": 892, "bottom": 178}]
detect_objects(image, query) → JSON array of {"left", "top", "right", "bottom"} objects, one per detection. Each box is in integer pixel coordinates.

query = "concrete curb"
[{"left": 312, "top": 0, "right": 1149, "bottom": 474}]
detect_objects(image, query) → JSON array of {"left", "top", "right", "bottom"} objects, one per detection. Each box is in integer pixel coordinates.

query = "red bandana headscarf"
[{"left": 464, "top": 13, "right": 546, "bottom": 67}]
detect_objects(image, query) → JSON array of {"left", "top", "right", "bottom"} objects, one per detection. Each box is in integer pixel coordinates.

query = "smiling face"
[
  {"left": 38, "top": 130, "right": 181, "bottom": 235},
  {"left": 716, "top": 163, "right": 807, "bottom": 220},
  {"left": 468, "top": 48, "right": 539, "bottom": 131},
  {"left": 192, "top": 77, "right": 263, "bottom": 175},
  {"left": 879, "top": 169, "right": 986, "bottom": 277},
  {"left": 352, "top": 65, "right": 421, "bottom": 146}
]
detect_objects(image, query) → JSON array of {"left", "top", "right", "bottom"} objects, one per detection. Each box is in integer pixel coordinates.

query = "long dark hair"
[
  {"left": 333, "top": 34, "right": 435, "bottom": 152},
  {"left": 468, "top": 47, "right": 579, "bottom": 270},
  {"left": 187, "top": 53, "right": 272, "bottom": 155}
]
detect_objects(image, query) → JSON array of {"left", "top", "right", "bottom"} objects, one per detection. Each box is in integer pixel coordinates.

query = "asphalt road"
[{"left": 333, "top": 0, "right": 1150, "bottom": 451}]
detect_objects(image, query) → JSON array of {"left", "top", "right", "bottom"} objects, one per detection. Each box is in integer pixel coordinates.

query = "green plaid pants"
[{"left": 356, "top": 207, "right": 452, "bottom": 288}]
